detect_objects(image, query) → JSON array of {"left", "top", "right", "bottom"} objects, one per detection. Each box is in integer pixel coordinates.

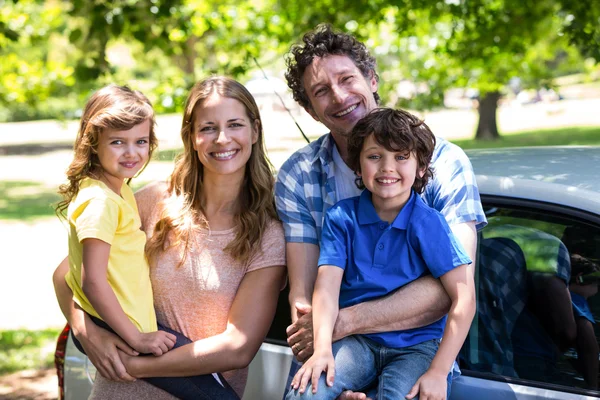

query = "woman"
[{"left": 53, "top": 76, "right": 286, "bottom": 398}]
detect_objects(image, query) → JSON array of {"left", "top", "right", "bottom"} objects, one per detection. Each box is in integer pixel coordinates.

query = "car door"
[{"left": 453, "top": 195, "right": 600, "bottom": 399}]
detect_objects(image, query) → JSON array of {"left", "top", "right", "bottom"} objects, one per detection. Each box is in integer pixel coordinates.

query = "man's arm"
[
  {"left": 332, "top": 221, "right": 476, "bottom": 341},
  {"left": 285, "top": 242, "right": 319, "bottom": 361}
]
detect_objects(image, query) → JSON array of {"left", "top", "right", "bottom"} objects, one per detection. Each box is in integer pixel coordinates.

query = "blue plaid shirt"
[{"left": 275, "top": 133, "right": 487, "bottom": 244}]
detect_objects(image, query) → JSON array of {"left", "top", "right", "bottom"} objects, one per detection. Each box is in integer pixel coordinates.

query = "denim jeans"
[
  {"left": 284, "top": 335, "right": 451, "bottom": 400},
  {"left": 72, "top": 315, "right": 239, "bottom": 400}
]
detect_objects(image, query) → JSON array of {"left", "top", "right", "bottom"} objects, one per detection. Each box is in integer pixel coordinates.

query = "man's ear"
[{"left": 369, "top": 70, "right": 378, "bottom": 93}]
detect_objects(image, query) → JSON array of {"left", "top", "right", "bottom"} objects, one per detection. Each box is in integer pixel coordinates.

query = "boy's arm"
[
  {"left": 52, "top": 256, "right": 136, "bottom": 382},
  {"left": 81, "top": 238, "right": 175, "bottom": 355},
  {"left": 292, "top": 265, "right": 344, "bottom": 393},
  {"left": 407, "top": 262, "right": 476, "bottom": 398}
]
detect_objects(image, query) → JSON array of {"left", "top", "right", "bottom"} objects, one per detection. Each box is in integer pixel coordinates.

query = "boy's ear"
[{"left": 417, "top": 167, "right": 426, "bottom": 178}]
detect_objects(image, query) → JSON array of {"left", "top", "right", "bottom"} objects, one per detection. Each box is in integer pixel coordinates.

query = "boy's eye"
[
  {"left": 367, "top": 154, "right": 380, "bottom": 160},
  {"left": 396, "top": 155, "right": 407, "bottom": 160}
]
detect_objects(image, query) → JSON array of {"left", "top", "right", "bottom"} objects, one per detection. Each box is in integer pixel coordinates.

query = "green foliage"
[{"left": 0, "top": 328, "right": 61, "bottom": 375}]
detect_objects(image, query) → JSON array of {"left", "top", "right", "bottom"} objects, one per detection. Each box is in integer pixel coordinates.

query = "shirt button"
[
  {"left": 379, "top": 223, "right": 386, "bottom": 230},
  {"left": 378, "top": 243, "right": 384, "bottom": 250}
]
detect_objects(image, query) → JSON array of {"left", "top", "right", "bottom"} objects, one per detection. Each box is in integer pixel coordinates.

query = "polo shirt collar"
[{"left": 358, "top": 189, "right": 417, "bottom": 230}]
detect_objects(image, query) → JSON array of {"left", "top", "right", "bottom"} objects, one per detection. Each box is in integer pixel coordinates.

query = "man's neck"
[{"left": 331, "top": 133, "right": 350, "bottom": 165}]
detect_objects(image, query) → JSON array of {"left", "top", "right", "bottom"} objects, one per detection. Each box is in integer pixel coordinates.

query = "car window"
[{"left": 460, "top": 203, "right": 600, "bottom": 394}]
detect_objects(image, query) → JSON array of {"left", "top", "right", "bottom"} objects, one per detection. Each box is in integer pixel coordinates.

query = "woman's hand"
[{"left": 76, "top": 320, "right": 138, "bottom": 382}]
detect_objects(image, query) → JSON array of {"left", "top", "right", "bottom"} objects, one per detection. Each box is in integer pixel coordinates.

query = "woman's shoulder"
[{"left": 134, "top": 181, "right": 169, "bottom": 203}]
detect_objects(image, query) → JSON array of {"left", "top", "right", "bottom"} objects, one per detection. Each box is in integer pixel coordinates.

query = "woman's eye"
[
  {"left": 230, "top": 123, "right": 243, "bottom": 128},
  {"left": 200, "top": 126, "right": 215, "bottom": 132},
  {"left": 137, "top": 139, "right": 148, "bottom": 145}
]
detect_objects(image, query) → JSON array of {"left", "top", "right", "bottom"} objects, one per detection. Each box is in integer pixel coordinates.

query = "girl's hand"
[
  {"left": 291, "top": 350, "right": 335, "bottom": 394},
  {"left": 406, "top": 368, "right": 448, "bottom": 400},
  {"left": 133, "top": 331, "right": 177, "bottom": 356},
  {"left": 76, "top": 321, "right": 138, "bottom": 382}
]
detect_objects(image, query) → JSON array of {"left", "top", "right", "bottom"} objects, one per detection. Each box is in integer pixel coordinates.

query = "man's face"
[{"left": 302, "top": 54, "right": 378, "bottom": 141}]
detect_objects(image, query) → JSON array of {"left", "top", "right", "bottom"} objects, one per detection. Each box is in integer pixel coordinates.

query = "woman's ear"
[{"left": 252, "top": 119, "right": 260, "bottom": 144}]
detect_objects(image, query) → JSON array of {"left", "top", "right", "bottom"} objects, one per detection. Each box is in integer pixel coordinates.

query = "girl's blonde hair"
[
  {"left": 146, "top": 76, "right": 278, "bottom": 266},
  {"left": 56, "top": 84, "right": 157, "bottom": 216}
]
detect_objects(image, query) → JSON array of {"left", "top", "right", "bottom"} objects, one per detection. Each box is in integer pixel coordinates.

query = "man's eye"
[{"left": 315, "top": 88, "right": 326, "bottom": 96}]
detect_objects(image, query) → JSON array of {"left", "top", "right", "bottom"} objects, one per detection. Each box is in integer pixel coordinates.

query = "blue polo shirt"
[{"left": 318, "top": 190, "right": 471, "bottom": 348}]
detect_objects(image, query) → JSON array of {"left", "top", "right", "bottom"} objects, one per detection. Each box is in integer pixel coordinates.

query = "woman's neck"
[{"left": 199, "top": 173, "right": 243, "bottom": 230}]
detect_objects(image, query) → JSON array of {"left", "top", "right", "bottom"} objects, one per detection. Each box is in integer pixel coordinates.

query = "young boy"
[{"left": 287, "top": 108, "right": 476, "bottom": 400}]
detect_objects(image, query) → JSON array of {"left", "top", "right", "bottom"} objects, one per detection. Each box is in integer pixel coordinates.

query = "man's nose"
[{"left": 331, "top": 85, "right": 346, "bottom": 104}]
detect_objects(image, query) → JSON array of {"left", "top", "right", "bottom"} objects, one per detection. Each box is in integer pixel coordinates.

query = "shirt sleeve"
[
  {"left": 317, "top": 205, "right": 348, "bottom": 270},
  {"left": 134, "top": 181, "right": 167, "bottom": 232},
  {"left": 73, "top": 196, "right": 119, "bottom": 245},
  {"left": 411, "top": 209, "right": 472, "bottom": 278},
  {"left": 275, "top": 159, "right": 319, "bottom": 245},
  {"left": 425, "top": 140, "right": 487, "bottom": 231},
  {"left": 246, "top": 220, "right": 287, "bottom": 273}
]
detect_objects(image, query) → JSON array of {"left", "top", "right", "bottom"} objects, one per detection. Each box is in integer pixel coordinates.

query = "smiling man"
[{"left": 275, "top": 24, "right": 487, "bottom": 399}]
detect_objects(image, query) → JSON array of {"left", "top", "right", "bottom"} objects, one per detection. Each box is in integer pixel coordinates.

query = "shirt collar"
[
  {"left": 358, "top": 189, "right": 417, "bottom": 230},
  {"left": 312, "top": 133, "right": 335, "bottom": 166}
]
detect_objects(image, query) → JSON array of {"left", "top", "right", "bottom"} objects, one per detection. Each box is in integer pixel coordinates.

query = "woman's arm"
[
  {"left": 124, "top": 264, "right": 286, "bottom": 377},
  {"left": 52, "top": 256, "right": 137, "bottom": 382}
]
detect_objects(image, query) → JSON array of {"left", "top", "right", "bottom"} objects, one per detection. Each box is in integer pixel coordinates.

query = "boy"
[{"left": 287, "top": 109, "right": 476, "bottom": 400}]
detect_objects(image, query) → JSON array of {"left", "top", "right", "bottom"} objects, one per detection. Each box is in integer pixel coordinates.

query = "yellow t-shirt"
[{"left": 65, "top": 178, "right": 157, "bottom": 333}]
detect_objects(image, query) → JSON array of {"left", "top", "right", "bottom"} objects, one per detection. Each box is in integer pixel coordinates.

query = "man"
[{"left": 275, "top": 24, "right": 487, "bottom": 399}]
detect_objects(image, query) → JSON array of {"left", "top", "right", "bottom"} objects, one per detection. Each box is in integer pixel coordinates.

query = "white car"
[{"left": 55, "top": 146, "right": 600, "bottom": 399}]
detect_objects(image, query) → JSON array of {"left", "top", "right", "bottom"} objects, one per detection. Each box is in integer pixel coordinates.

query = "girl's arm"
[
  {"left": 81, "top": 238, "right": 176, "bottom": 355},
  {"left": 52, "top": 256, "right": 137, "bottom": 382},
  {"left": 291, "top": 265, "right": 344, "bottom": 394},
  {"left": 407, "top": 262, "right": 476, "bottom": 399},
  {"left": 122, "top": 264, "right": 286, "bottom": 377}
]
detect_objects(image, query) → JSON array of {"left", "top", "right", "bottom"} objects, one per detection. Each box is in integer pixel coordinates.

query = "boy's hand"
[
  {"left": 291, "top": 350, "right": 335, "bottom": 394},
  {"left": 406, "top": 368, "right": 448, "bottom": 400},
  {"left": 133, "top": 331, "right": 177, "bottom": 356}
]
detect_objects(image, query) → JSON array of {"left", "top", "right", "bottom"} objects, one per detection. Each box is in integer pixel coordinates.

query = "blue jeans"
[
  {"left": 72, "top": 315, "right": 239, "bottom": 400},
  {"left": 285, "top": 336, "right": 451, "bottom": 400}
]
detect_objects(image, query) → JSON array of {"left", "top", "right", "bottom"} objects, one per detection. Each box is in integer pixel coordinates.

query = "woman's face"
[{"left": 192, "top": 93, "right": 258, "bottom": 181}]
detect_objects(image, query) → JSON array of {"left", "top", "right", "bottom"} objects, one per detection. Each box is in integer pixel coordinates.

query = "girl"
[
  {"left": 55, "top": 84, "right": 239, "bottom": 399},
  {"left": 53, "top": 77, "right": 286, "bottom": 399}
]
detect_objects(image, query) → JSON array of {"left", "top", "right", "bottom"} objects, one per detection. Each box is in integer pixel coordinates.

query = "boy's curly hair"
[
  {"left": 347, "top": 108, "right": 436, "bottom": 194},
  {"left": 285, "top": 24, "right": 380, "bottom": 111}
]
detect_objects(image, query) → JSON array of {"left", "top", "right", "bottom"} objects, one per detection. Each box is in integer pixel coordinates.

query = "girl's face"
[
  {"left": 192, "top": 94, "right": 258, "bottom": 181},
  {"left": 358, "top": 133, "right": 423, "bottom": 211},
  {"left": 96, "top": 119, "right": 151, "bottom": 193}
]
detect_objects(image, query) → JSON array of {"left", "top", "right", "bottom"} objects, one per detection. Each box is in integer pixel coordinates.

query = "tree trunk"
[{"left": 475, "top": 91, "right": 501, "bottom": 140}]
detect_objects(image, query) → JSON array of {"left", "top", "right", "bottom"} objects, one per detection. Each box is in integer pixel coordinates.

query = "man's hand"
[
  {"left": 286, "top": 302, "right": 314, "bottom": 362},
  {"left": 77, "top": 322, "right": 138, "bottom": 382}
]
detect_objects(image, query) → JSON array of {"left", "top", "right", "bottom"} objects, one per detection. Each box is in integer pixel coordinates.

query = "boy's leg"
[
  {"left": 377, "top": 339, "right": 444, "bottom": 400},
  {"left": 141, "top": 323, "right": 239, "bottom": 400},
  {"left": 286, "top": 335, "right": 377, "bottom": 400}
]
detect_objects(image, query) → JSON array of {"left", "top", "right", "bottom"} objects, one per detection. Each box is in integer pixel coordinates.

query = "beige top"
[{"left": 89, "top": 181, "right": 286, "bottom": 399}]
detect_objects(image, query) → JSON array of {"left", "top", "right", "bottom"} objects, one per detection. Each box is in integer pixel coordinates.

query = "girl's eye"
[{"left": 110, "top": 140, "right": 123, "bottom": 145}]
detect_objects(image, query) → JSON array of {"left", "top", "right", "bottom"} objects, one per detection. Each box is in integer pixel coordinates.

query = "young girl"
[
  {"left": 287, "top": 108, "right": 476, "bottom": 400},
  {"left": 56, "top": 84, "right": 239, "bottom": 400}
]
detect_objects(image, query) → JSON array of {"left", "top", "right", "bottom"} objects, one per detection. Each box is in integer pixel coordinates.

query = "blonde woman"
[{"left": 53, "top": 77, "right": 286, "bottom": 399}]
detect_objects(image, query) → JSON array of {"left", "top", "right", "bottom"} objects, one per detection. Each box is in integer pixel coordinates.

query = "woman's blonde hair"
[
  {"left": 56, "top": 84, "right": 157, "bottom": 216},
  {"left": 146, "top": 76, "right": 278, "bottom": 266}
]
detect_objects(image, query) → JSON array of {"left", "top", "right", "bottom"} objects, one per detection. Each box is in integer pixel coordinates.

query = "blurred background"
[{"left": 1, "top": 0, "right": 599, "bottom": 398}]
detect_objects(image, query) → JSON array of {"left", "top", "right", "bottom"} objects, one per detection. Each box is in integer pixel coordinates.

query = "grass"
[
  {"left": 0, "top": 181, "right": 61, "bottom": 221},
  {"left": 0, "top": 328, "right": 61, "bottom": 375},
  {"left": 451, "top": 126, "right": 600, "bottom": 150}
]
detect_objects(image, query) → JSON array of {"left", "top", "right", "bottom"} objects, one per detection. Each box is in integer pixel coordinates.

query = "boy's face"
[
  {"left": 301, "top": 54, "right": 378, "bottom": 141},
  {"left": 358, "top": 134, "right": 423, "bottom": 210}
]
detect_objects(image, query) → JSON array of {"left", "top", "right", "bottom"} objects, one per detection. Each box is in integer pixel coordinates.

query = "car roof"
[{"left": 465, "top": 146, "right": 600, "bottom": 215}]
